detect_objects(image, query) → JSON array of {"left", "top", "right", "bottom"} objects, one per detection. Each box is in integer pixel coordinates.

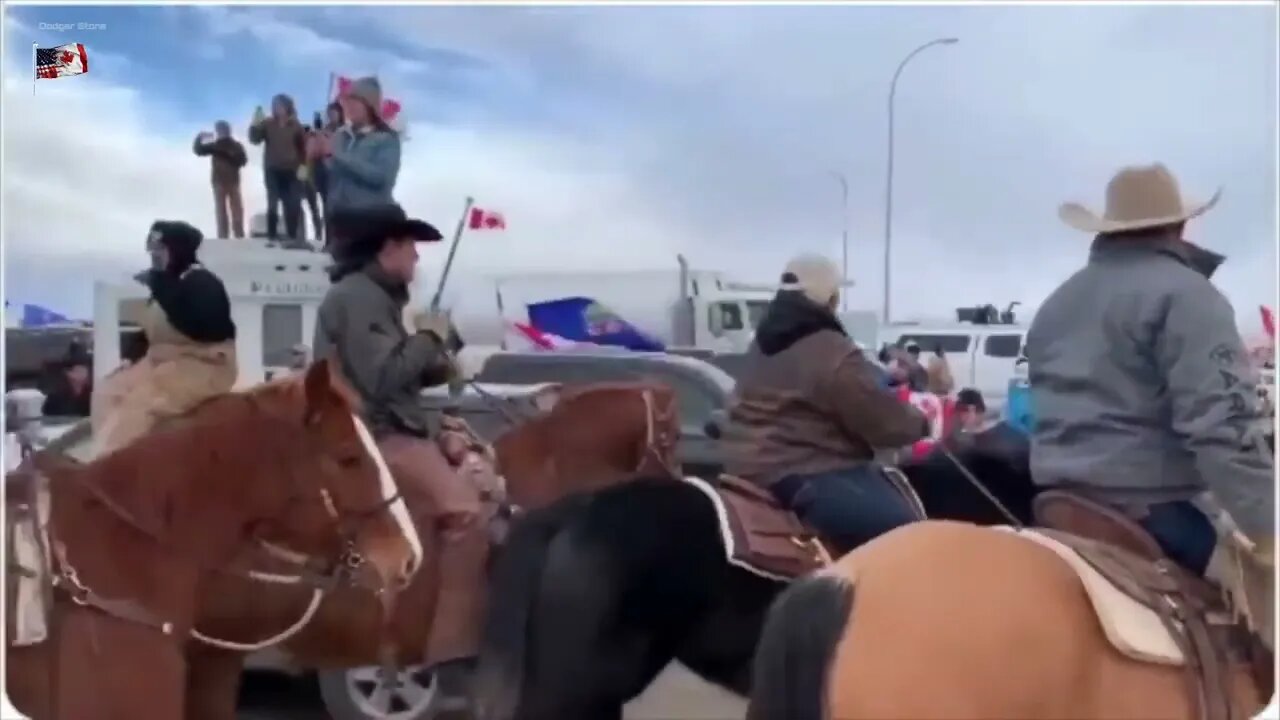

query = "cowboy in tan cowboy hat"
[
  {"left": 1026, "top": 163, "right": 1274, "bottom": 580},
  {"left": 1057, "top": 163, "right": 1222, "bottom": 234}
]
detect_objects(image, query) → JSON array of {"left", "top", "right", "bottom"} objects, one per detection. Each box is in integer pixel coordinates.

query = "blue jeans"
[
  {"left": 1137, "top": 501, "right": 1217, "bottom": 576},
  {"left": 772, "top": 465, "right": 920, "bottom": 556},
  {"left": 264, "top": 168, "right": 301, "bottom": 239}
]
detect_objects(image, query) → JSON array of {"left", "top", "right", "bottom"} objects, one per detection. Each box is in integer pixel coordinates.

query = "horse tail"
[
  {"left": 475, "top": 494, "right": 588, "bottom": 720},
  {"left": 747, "top": 572, "right": 855, "bottom": 720}
]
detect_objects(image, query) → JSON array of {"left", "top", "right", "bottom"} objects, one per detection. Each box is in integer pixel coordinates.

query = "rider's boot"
[{"left": 425, "top": 517, "right": 489, "bottom": 716}]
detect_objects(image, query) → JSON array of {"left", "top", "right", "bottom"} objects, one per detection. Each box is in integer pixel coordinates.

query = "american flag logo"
[{"left": 36, "top": 43, "right": 89, "bottom": 80}]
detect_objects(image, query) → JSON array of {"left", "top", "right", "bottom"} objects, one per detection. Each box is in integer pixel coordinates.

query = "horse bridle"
[
  {"left": 24, "top": 394, "right": 400, "bottom": 649},
  {"left": 636, "top": 387, "right": 680, "bottom": 478}
]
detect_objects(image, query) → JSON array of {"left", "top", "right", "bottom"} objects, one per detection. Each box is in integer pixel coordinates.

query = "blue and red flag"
[{"left": 525, "top": 297, "right": 665, "bottom": 352}]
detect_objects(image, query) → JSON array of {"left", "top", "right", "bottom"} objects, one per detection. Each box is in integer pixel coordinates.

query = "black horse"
[{"left": 475, "top": 424, "right": 1037, "bottom": 720}]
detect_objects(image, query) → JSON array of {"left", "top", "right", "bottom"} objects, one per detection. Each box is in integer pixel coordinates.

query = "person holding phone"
[
  {"left": 192, "top": 121, "right": 247, "bottom": 239},
  {"left": 248, "top": 94, "right": 307, "bottom": 240},
  {"left": 316, "top": 78, "right": 401, "bottom": 222}
]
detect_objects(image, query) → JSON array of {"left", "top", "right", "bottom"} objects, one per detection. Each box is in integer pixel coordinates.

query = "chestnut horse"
[
  {"left": 171, "top": 379, "right": 678, "bottom": 720},
  {"left": 493, "top": 381, "right": 681, "bottom": 508},
  {"left": 4, "top": 360, "right": 421, "bottom": 720},
  {"left": 749, "top": 520, "right": 1272, "bottom": 720}
]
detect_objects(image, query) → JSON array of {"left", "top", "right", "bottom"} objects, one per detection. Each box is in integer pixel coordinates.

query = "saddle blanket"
[
  {"left": 1001, "top": 527, "right": 1185, "bottom": 665},
  {"left": 7, "top": 477, "right": 52, "bottom": 648},
  {"left": 678, "top": 475, "right": 828, "bottom": 582}
]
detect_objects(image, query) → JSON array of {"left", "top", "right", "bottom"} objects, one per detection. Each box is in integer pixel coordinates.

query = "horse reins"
[
  {"left": 637, "top": 387, "right": 680, "bottom": 478},
  {"left": 26, "top": 393, "right": 396, "bottom": 649},
  {"left": 463, "top": 378, "right": 531, "bottom": 426},
  {"left": 936, "top": 444, "right": 1025, "bottom": 529}
]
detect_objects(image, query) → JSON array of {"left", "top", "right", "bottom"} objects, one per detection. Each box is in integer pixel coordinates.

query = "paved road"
[{"left": 237, "top": 664, "right": 745, "bottom": 720}]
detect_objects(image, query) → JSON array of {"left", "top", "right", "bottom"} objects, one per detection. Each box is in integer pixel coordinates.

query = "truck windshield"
[
  {"left": 746, "top": 300, "right": 770, "bottom": 328},
  {"left": 716, "top": 303, "right": 744, "bottom": 331}
]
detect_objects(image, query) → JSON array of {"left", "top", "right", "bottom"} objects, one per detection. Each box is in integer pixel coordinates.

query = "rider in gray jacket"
[
  {"left": 1027, "top": 164, "right": 1273, "bottom": 576},
  {"left": 313, "top": 204, "right": 486, "bottom": 712}
]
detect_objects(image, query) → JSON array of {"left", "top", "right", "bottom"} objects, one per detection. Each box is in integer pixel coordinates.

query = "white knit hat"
[{"left": 780, "top": 254, "right": 843, "bottom": 307}]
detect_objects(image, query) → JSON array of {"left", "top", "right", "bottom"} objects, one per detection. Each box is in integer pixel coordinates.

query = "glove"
[
  {"left": 296, "top": 165, "right": 310, "bottom": 183},
  {"left": 412, "top": 309, "right": 454, "bottom": 341}
]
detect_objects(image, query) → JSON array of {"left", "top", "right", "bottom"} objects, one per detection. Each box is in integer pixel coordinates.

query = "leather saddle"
[
  {"left": 707, "top": 469, "right": 927, "bottom": 581},
  {"left": 1032, "top": 490, "right": 1268, "bottom": 720},
  {"left": 711, "top": 475, "right": 829, "bottom": 580}
]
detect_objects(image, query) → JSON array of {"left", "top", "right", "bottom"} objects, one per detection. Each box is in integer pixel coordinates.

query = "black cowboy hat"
[{"left": 329, "top": 203, "right": 443, "bottom": 263}]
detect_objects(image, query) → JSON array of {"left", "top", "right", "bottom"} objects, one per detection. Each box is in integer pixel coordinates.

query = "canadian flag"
[
  {"left": 895, "top": 387, "right": 946, "bottom": 461},
  {"left": 506, "top": 321, "right": 584, "bottom": 351},
  {"left": 468, "top": 207, "right": 507, "bottom": 231},
  {"left": 1261, "top": 305, "right": 1275, "bottom": 341}
]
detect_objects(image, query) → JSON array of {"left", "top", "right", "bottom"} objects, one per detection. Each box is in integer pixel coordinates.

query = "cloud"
[
  {"left": 356, "top": 3, "right": 1278, "bottom": 326},
  {"left": 191, "top": 5, "right": 431, "bottom": 78},
  {"left": 2, "top": 4, "right": 1276, "bottom": 337},
  {"left": 0, "top": 64, "right": 703, "bottom": 321}
]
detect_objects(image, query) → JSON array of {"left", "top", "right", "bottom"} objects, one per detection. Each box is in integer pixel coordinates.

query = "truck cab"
[
  {"left": 688, "top": 275, "right": 773, "bottom": 352},
  {"left": 91, "top": 238, "right": 332, "bottom": 387}
]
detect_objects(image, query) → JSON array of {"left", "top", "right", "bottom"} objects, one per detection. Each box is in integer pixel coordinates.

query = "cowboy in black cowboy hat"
[
  {"left": 312, "top": 202, "right": 487, "bottom": 710},
  {"left": 326, "top": 203, "right": 443, "bottom": 280}
]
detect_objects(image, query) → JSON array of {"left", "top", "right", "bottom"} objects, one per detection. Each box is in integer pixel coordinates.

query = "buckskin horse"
[
  {"left": 473, "top": 423, "right": 1040, "bottom": 720},
  {"left": 169, "top": 378, "right": 678, "bottom": 720},
  {"left": 4, "top": 359, "right": 421, "bottom": 720},
  {"left": 749, "top": 516, "right": 1272, "bottom": 719}
]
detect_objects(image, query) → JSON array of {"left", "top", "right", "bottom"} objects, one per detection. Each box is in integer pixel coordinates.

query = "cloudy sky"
[{"left": 2, "top": 2, "right": 1276, "bottom": 332}]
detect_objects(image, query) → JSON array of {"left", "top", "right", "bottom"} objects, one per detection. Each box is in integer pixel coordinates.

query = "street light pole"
[
  {"left": 830, "top": 170, "right": 850, "bottom": 312},
  {"left": 883, "top": 36, "right": 958, "bottom": 324}
]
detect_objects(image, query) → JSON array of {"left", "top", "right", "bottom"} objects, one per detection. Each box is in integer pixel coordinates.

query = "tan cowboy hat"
[{"left": 1058, "top": 163, "right": 1221, "bottom": 234}]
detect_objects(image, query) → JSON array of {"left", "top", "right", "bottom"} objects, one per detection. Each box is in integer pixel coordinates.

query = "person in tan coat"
[
  {"left": 925, "top": 344, "right": 955, "bottom": 395},
  {"left": 192, "top": 121, "right": 248, "bottom": 239},
  {"left": 92, "top": 221, "right": 237, "bottom": 457}
]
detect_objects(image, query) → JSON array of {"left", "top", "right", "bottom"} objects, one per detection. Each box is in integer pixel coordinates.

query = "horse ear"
[{"left": 303, "top": 358, "right": 333, "bottom": 424}]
